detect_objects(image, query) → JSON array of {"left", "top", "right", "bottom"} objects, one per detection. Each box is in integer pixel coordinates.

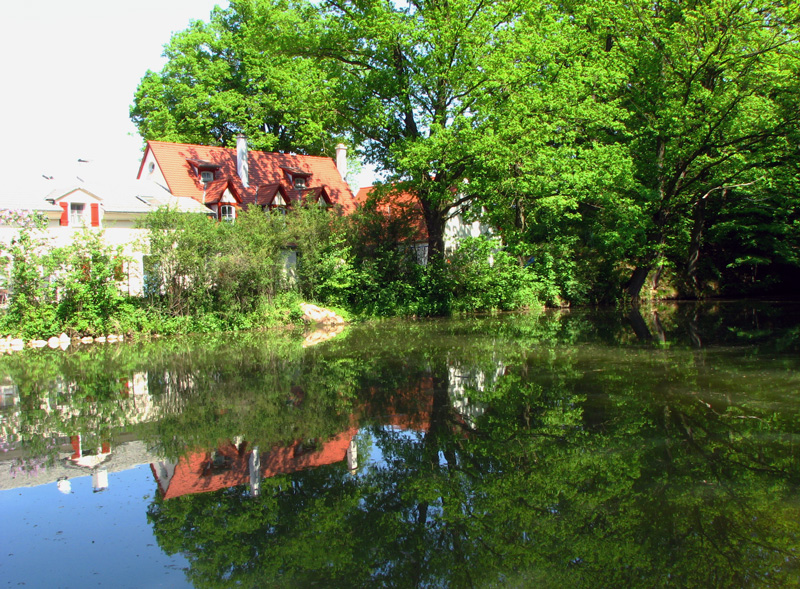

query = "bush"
[
  {"left": 448, "top": 236, "right": 540, "bottom": 312},
  {"left": 55, "top": 229, "right": 128, "bottom": 336},
  {"left": 140, "top": 207, "right": 219, "bottom": 316}
]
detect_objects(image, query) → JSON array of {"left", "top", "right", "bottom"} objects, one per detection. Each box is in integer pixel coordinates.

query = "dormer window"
[
  {"left": 281, "top": 166, "right": 311, "bottom": 189},
  {"left": 200, "top": 170, "right": 214, "bottom": 183},
  {"left": 59, "top": 201, "right": 101, "bottom": 227},
  {"left": 270, "top": 192, "right": 289, "bottom": 215}
]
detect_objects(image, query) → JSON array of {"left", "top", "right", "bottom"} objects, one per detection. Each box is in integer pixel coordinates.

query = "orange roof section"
[
  {"left": 355, "top": 184, "right": 428, "bottom": 241},
  {"left": 139, "top": 140, "right": 357, "bottom": 214},
  {"left": 202, "top": 178, "right": 242, "bottom": 205},
  {"left": 153, "top": 428, "right": 359, "bottom": 500}
]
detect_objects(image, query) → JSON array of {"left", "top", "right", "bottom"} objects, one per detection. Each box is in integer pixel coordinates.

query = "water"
[{"left": 2, "top": 303, "right": 799, "bottom": 587}]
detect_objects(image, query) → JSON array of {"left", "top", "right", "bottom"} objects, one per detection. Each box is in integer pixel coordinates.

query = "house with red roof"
[
  {"left": 0, "top": 139, "right": 355, "bottom": 300},
  {"left": 354, "top": 184, "right": 492, "bottom": 264},
  {"left": 136, "top": 136, "right": 356, "bottom": 221}
]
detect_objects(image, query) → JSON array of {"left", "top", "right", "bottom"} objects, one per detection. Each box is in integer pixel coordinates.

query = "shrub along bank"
[{"left": 0, "top": 205, "right": 544, "bottom": 340}]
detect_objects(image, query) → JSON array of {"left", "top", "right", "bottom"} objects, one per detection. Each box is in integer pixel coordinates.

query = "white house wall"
[
  {"left": 0, "top": 215, "right": 149, "bottom": 296},
  {"left": 139, "top": 149, "right": 169, "bottom": 190},
  {"left": 443, "top": 210, "right": 493, "bottom": 256}
]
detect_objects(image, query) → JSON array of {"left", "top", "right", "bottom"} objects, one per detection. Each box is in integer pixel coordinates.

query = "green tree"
[
  {"left": 131, "top": 0, "right": 341, "bottom": 154},
  {"left": 304, "top": 0, "right": 528, "bottom": 268},
  {"left": 0, "top": 211, "right": 60, "bottom": 338},
  {"left": 470, "top": 0, "right": 637, "bottom": 304},
  {"left": 474, "top": 0, "right": 800, "bottom": 303},
  {"left": 214, "top": 207, "right": 291, "bottom": 313},
  {"left": 55, "top": 229, "right": 129, "bottom": 336},
  {"left": 140, "top": 207, "right": 220, "bottom": 317},
  {"left": 608, "top": 0, "right": 800, "bottom": 299},
  {"left": 289, "top": 204, "right": 359, "bottom": 307},
  {"left": 131, "top": 0, "right": 800, "bottom": 304},
  {"left": 686, "top": 157, "right": 800, "bottom": 297}
]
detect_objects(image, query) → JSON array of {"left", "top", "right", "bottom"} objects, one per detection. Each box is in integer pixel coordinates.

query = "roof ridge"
[{"left": 148, "top": 140, "right": 335, "bottom": 161}]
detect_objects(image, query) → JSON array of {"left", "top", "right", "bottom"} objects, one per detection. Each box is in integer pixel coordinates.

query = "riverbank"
[{"left": 0, "top": 300, "right": 349, "bottom": 354}]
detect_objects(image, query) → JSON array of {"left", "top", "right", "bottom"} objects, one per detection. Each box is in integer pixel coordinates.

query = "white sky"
[
  {"left": 0, "top": 1, "right": 224, "bottom": 195},
  {"left": 1, "top": 0, "right": 375, "bottom": 198}
]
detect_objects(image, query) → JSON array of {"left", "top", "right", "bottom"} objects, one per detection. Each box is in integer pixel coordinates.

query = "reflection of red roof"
[
  {"left": 153, "top": 428, "right": 358, "bottom": 500},
  {"left": 355, "top": 185, "right": 427, "bottom": 241},
  {"left": 138, "top": 140, "right": 356, "bottom": 213},
  {"left": 362, "top": 376, "right": 434, "bottom": 432},
  {"left": 262, "top": 428, "right": 356, "bottom": 478}
]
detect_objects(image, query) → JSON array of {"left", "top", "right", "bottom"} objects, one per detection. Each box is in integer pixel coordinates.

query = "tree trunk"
[
  {"left": 627, "top": 306, "right": 653, "bottom": 341},
  {"left": 626, "top": 266, "right": 652, "bottom": 302},
  {"left": 418, "top": 189, "right": 447, "bottom": 266},
  {"left": 685, "top": 195, "right": 706, "bottom": 297},
  {"left": 651, "top": 310, "right": 666, "bottom": 343}
]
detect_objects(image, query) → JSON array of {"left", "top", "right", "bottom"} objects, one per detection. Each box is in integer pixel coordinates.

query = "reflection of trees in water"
[
  {"left": 146, "top": 319, "right": 800, "bottom": 588},
  {"left": 2, "top": 308, "right": 800, "bottom": 586}
]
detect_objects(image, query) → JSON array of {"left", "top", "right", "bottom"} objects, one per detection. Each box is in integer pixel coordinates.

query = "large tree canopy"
[
  {"left": 472, "top": 0, "right": 800, "bottom": 301},
  {"left": 304, "top": 0, "right": 531, "bottom": 262},
  {"left": 132, "top": 0, "right": 800, "bottom": 302},
  {"left": 130, "top": 0, "right": 341, "bottom": 154},
  {"left": 613, "top": 0, "right": 800, "bottom": 298}
]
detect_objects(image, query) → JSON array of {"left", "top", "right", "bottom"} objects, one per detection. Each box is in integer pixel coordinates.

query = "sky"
[
  {"left": 1, "top": 1, "right": 375, "bottom": 199},
  {"left": 1, "top": 0, "right": 328, "bottom": 198}
]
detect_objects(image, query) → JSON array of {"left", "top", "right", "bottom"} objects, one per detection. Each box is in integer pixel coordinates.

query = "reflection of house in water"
[
  {"left": 67, "top": 435, "right": 111, "bottom": 492},
  {"left": 0, "top": 439, "right": 162, "bottom": 494},
  {"left": 368, "top": 377, "right": 434, "bottom": 432},
  {"left": 1, "top": 371, "right": 154, "bottom": 441},
  {"left": 0, "top": 376, "right": 19, "bottom": 409},
  {"left": 0, "top": 376, "right": 20, "bottom": 443},
  {"left": 0, "top": 370, "right": 156, "bottom": 494},
  {"left": 365, "top": 361, "right": 504, "bottom": 433},
  {"left": 447, "top": 360, "right": 504, "bottom": 428},
  {"left": 151, "top": 428, "right": 359, "bottom": 500}
]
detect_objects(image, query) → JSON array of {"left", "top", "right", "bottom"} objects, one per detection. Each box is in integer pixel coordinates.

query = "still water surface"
[{"left": 2, "top": 303, "right": 799, "bottom": 587}]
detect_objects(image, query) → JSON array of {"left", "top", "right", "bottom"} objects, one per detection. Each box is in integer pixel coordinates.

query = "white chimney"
[
  {"left": 236, "top": 134, "right": 249, "bottom": 188},
  {"left": 335, "top": 143, "right": 347, "bottom": 180}
]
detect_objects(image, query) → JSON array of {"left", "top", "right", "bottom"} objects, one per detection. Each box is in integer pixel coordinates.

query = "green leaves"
[
  {"left": 129, "top": 0, "right": 800, "bottom": 301},
  {"left": 55, "top": 229, "right": 129, "bottom": 336},
  {"left": 131, "top": 0, "right": 342, "bottom": 155},
  {"left": 0, "top": 222, "right": 131, "bottom": 338}
]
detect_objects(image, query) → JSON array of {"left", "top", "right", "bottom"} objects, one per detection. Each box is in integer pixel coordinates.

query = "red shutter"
[
  {"left": 90, "top": 203, "right": 100, "bottom": 227},
  {"left": 59, "top": 202, "right": 68, "bottom": 226}
]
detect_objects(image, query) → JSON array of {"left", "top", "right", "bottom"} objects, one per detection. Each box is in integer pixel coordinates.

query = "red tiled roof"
[
  {"left": 280, "top": 166, "right": 311, "bottom": 177},
  {"left": 202, "top": 179, "right": 242, "bottom": 205},
  {"left": 355, "top": 185, "right": 428, "bottom": 241},
  {"left": 185, "top": 158, "right": 221, "bottom": 169},
  {"left": 139, "top": 140, "right": 356, "bottom": 214}
]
